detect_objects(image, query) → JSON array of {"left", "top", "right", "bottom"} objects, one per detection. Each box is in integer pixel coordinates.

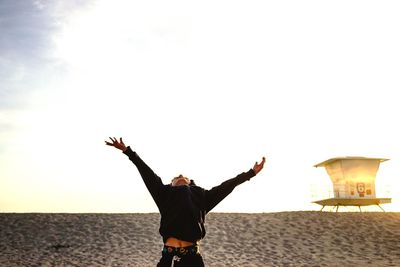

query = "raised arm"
[
  {"left": 204, "top": 157, "right": 266, "bottom": 213},
  {"left": 105, "top": 137, "right": 165, "bottom": 206}
]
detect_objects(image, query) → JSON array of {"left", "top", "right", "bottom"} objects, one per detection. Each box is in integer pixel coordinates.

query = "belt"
[{"left": 162, "top": 244, "right": 200, "bottom": 256}]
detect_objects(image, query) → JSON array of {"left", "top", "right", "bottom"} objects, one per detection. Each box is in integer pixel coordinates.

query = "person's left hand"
[{"left": 253, "top": 157, "right": 266, "bottom": 175}]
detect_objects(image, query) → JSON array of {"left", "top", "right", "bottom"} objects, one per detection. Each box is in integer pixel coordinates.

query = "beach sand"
[{"left": 1, "top": 212, "right": 399, "bottom": 267}]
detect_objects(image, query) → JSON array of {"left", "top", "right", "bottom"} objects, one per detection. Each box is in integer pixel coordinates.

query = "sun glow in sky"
[{"left": 1, "top": 0, "right": 400, "bottom": 213}]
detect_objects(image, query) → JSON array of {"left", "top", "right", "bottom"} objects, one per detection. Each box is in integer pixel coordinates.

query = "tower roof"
[{"left": 314, "top": 157, "right": 389, "bottom": 168}]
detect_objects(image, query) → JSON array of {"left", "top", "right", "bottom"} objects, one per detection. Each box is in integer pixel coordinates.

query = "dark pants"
[
  {"left": 157, "top": 254, "right": 205, "bottom": 267},
  {"left": 156, "top": 245, "right": 205, "bottom": 267}
]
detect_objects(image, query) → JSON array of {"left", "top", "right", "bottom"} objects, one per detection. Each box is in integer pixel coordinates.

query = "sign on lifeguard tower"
[{"left": 313, "top": 157, "right": 391, "bottom": 211}]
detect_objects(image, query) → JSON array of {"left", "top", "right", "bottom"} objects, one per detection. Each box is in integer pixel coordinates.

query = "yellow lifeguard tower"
[{"left": 313, "top": 157, "right": 391, "bottom": 212}]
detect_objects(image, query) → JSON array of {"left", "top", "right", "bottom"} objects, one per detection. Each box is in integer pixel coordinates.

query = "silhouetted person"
[{"left": 106, "top": 137, "right": 266, "bottom": 267}]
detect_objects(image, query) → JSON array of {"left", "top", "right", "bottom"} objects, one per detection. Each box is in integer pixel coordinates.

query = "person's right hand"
[{"left": 105, "top": 137, "right": 128, "bottom": 152}]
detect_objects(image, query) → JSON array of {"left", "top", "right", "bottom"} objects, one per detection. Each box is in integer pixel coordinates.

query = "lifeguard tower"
[{"left": 313, "top": 157, "right": 391, "bottom": 212}]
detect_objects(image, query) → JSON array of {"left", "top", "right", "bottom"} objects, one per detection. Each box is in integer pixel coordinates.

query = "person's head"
[{"left": 171, "top": 174, "right": 190, "bottom": 187}]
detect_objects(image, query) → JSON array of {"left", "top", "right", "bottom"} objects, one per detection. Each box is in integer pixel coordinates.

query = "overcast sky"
[{"left": 1, "top": 0, "right": 399, "bottom": 213}]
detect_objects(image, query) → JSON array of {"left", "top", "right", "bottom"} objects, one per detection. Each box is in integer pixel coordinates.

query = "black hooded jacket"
[{"left": 123, "top": 147, "right": 255, "bottom": 243}]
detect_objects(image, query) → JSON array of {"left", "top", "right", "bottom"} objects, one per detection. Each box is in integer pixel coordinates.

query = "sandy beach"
[{"left": 1, "top": 211, "right": 399, "bottom": 267}]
